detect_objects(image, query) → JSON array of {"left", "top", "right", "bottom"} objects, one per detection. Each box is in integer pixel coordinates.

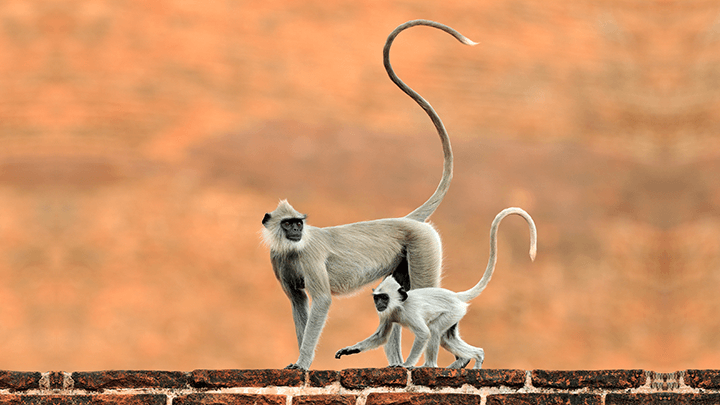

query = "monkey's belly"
[{"left": 326, "top": 255, "right": 403, "bottom": 296}]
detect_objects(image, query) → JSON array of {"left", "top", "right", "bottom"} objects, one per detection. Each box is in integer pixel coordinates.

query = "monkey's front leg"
[
  {"left": 283, "top": 288, "right": 309, "bottom": 370},
  {"left": 287, "top": 288, "right": 309, "bottom": 352},
  {"left": 384, "top": 324, "right": 404, "bottom": 366},
  {"left": 335, "top": 319, "right": 393, "bottom": 359},
  {"left": 290, "top": 293, "right": 332, "bottom": 370}
]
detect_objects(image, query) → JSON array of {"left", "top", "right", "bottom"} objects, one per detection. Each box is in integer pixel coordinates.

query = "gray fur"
[
  {"left": 335, "top": 207, "right": 537, "bottom": 369},
  {"left": 262, "top": 200, "right": 442, "bottom": 369},
  {"left": 260, "top": 20, "right": 476, "bottom": 370},
  {"left": 385, "top": 20, "right": 478, "bottom": 222}
]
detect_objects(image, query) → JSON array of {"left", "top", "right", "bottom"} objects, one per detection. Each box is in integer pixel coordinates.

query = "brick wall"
[{"left": 0, "top": 369, "right": 718, "bottom": 404}]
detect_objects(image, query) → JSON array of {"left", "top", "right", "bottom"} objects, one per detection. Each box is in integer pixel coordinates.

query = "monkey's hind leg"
[
  {"left": 447, "top": 356, "right": 472, "bottom": 369},
  {"left": 442, "top": 324, "right": 484, "bottom": 369},
  {"left": 442, "top": 324, "right": 470, "bottom": 368}
]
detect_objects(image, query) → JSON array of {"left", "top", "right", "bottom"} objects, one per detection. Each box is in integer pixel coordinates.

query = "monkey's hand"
[{"left": 335, "top": 347, "right": 361, "bottom": 359}]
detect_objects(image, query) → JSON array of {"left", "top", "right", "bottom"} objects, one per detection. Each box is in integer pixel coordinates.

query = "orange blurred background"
[{"left": 0, "top": 1, "right": 718, "bottom": 372}]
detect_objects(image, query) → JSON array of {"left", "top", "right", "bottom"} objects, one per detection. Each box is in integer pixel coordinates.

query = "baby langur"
[
  {"left": 261, "top": 20, "right": 477, "bottom": 370},
  {"left": 335, "top": 207, "right": 537, "bottom": 369}
]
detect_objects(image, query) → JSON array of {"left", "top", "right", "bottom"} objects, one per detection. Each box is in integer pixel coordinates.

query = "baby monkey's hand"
[{"left": 335, "top": 347, "right": 361, "bottom": 359}]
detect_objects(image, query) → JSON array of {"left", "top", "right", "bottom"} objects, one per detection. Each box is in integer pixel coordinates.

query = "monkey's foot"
[
  {"left": 448, "top": 358, "right": 472, "bottom": 369},
  {"left": 285, "top": 363, "right": 305, "bottom": 370}
]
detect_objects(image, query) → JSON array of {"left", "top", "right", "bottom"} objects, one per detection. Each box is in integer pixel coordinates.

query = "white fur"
[{"left": 335, "top": 207, "right": 537, "bottom": 369}]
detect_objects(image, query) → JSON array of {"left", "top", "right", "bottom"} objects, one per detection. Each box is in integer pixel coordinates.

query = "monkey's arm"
[
  {"left": 273, "top": 256, "right": 310, "bottom": 352},
  {"left": 285, "top": 287, "right": 309, "bottom": 351},
  {"left": 335, "top": 318, "right": 393, "bottom": 359},
  {"left": 289, "top": 264, "right": 333, "bottom": 370}
]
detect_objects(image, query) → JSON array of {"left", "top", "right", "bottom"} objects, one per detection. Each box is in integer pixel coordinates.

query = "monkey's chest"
[{"left": 271, "top": 252, "right": 306, "bottom": 291}]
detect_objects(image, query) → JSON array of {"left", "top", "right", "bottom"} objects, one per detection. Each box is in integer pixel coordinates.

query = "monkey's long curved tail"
[
  {"left": 385, "top": 20, "right": 478, "bottom": 222},
  {"left": 456, "top": 207, "right": 537, "bottom": 303}
]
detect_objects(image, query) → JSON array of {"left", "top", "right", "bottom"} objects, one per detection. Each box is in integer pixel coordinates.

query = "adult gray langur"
[
  {"left": 335, "top": 207, "right": 537, "bottom": 369},
  {"left": 261, "top": 20, "right": 477, "bottom": 370}
]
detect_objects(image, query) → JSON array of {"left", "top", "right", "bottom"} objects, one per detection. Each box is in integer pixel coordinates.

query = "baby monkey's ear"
[{"left": 398, "top": 287, "right": 408, "bottom": 302}]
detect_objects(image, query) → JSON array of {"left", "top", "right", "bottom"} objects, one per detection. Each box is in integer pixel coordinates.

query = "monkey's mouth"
[{"left": 287, "top": 235, "right": 301, "bottom": 242}]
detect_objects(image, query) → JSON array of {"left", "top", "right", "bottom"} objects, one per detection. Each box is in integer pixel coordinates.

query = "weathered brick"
[
  {"left": 606, "top": 393, "right": 720, "bottom": 404},
  {"left": 0, "top": 394, "right": 23, "bottom": 405},
  {"left": 0, "top": 394, "right": 167, "bottom": 405},
  {"left": 308, "top": 370, "right": 340, "bottom": 387},
  {"left": 411, "top": 367, "right": 465, "bottom": 388},
  {"left": 366, "top": 393, "right": 481, "bottom": 405},
  {"left": 465, "top": 369, "right": 526, "bottom": 388},
  {"left": 649, "top": 372, "right": 681, "bottom": 391},
  {"left": 339, "top": 368, "right": 407, "bottom": 389},
  {"left": 72, "top": 371, "right": 189, "bottom": 391},
  {"left": 175, "top": 394, "right": 285, "bottom": 405},
  {"left": 685, "top": 370, "right": 720, "bottom": 389},
  {"left": 191, "top": 369, "right": 304, "bottom": 388},
  {"left": 411, "top": 368, "right": 525, "bottom": 389},
  {"left": 85, "top": 394, "right": 167, "bottom": 405},
  {"left": 293, "top": 394, "right": 357, "bottom": 405},
  {"left": 0, "top": 371, "right": 41, "bottom": 391},
  {"left": 487, "top": 394, "right": 601, "bottom": 405},
  {"left": 532, "top": 370, "right": 645, "bottom": 389},
  {"left": 48, "top": 372, "right": 64, "bottom": 390}
]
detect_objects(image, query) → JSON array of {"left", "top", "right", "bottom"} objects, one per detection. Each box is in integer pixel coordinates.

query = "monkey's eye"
[{"left": 281, "top": 222, "right": 291, "bottom": 230}]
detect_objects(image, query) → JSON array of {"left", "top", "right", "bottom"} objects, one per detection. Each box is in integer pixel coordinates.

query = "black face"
[
  {"left": 281, "top": 218, "right": 304, "bottom": 242},
  {"left": 373, "top": 293, "right": 390, "bottom": 312}
]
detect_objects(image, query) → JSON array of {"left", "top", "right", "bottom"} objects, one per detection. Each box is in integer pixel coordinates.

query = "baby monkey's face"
[{"left": 373, "top": 293, "right": 390, "bottom": 312}]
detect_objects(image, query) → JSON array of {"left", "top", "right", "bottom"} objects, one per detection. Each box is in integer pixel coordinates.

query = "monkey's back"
[
  {"left": 404, "top": 288, "right": 468, "bottom": 327},
  {"left": 316, "top": 218, "right": 439, "bottom": 295}
]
